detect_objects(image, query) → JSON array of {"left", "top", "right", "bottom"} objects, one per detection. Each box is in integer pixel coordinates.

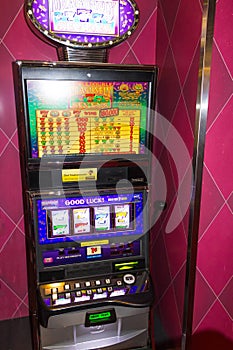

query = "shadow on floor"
[{"left": 190, "top": 330, "right": 233, "bottom": 350}]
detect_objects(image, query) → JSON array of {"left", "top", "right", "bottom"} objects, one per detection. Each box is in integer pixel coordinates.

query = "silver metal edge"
[{"left": 181, "top": 1, "right": 217, "bottom": 349}]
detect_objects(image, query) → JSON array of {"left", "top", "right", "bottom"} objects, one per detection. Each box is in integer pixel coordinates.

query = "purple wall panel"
[
  {"left": 152, "top": 0, "right": 202, "bottom": 347},
  {"left": 193, "top": 0, "right": 233, "bottom": 346},
  {"left": 154, "top": 0, "right": 233, "bottom": 347}
]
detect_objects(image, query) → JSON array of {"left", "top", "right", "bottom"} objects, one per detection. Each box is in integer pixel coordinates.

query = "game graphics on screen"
[{"left": 27, "top": 80, "right": 149, "bottom": 158}]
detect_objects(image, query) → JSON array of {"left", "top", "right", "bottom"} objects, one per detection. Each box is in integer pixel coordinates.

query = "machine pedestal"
[{"left": 40, "top": 306, "right": 150, "bottom": 350}]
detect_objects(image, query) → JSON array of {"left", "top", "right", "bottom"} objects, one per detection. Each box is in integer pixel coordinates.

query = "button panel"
[{"left": 40, "top": 271, "right": 150, "bottom": 309}]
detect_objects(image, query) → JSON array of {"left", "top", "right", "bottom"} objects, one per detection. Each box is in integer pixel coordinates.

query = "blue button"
[{"left": 129, "top": 286, "right": 138, "bottom": 294}]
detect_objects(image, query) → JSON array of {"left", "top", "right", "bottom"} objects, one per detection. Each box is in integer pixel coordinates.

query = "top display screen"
[
  {"left": 25, "top": 0, "right": 139, "bottom": 49},
  {"left": 49, "top": 0, "right": 120, "bottom": 37},
  {"left": 16, "top": 62, "right": 157, "bottom": 160}
]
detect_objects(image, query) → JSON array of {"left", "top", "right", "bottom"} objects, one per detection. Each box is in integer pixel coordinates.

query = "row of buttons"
[
  {"left": 45, "top": 286, "right": 135, "bottom": 307},
  {"left": 51, "top": 286, "right": 115, "bottom": 302},
  {"left": 40, "top": 272, "right": 149, "bottom": 308},
  {"left": 44, "top": 278, "right": 124, "bottom": 297}
]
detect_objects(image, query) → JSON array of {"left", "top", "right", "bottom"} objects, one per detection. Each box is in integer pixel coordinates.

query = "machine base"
[{"left": 40, "top": 305, "right": 150, "bottom": 350}]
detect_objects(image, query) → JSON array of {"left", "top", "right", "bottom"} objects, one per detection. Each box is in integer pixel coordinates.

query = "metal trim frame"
[
  {"left": 181, "top": 1, "right": 217, "bottom": 349},
  {"left": 57, "top": 47, "right": 109, "bottom": 62}
]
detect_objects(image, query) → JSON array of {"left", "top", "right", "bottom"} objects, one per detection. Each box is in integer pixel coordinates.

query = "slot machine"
[{"left": 13, "top": 1, "right": 158, "bottom": 350}]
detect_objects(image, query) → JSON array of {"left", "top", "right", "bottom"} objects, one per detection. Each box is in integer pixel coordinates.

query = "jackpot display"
[
  {"left": 27, "top": 79, "right": 150, "bottom": 158},
  {"left": 49, "top": 0, "right": 120, "bottom": 36},
  {"left": 25, "top": 0, "right": 139, "bottom": 49}
]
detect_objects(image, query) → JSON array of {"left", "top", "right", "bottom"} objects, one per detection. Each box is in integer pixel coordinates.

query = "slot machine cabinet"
[
  {"left": 13, "top": 61, "right": 157, "bottom": 350},
  {"left": 32, "top": 189, "right": 152, "bottom": 350}
]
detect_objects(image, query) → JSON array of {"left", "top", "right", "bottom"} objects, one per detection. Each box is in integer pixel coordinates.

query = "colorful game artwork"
[
  {"left": 37, "top": 192, "right": 144, "bottom": 245},
  {"left": 49, "top": 0, "right": 120, "bottom": 37},
  {"left": 26, "top": 80, "right": 149, "bottom": 158},
  {"left": 26, "top": 0, "right": 139, "bottom": 48},
  {"left": 73, "top": 208, "right": 91, "bottom": 234},
  {"left": 86, "top": 245, "right": 102, "bottom": 258},
  {"left": 94, "top": 206, "right": 111, "bottom": 231},
  {"left": 50, "top": 210, "right": 70, "bottom": 237},
  {"left": 114, "top": 204, "right": 130, "bottom": 229},
  {"left": 36, "top": 109, "right": 92, "bottom": 157}
]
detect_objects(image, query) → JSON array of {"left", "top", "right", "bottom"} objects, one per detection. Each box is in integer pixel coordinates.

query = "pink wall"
[
  {"left": 153, "top": 0, "right": 233, "bottom": 349},
  {"left": 191, "top": 0, "right": 233, "bottom": 348},
  {"left": 151, "top": 0, "right": 202, "bottom": 347},
  {"left": 0, "top": 1, "right": 157, "bottom": 321}
]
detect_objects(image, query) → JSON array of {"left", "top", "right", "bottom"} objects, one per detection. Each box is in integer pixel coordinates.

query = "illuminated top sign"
[{"left": 25, "top": 0, "right": 139, "bottom": 49}]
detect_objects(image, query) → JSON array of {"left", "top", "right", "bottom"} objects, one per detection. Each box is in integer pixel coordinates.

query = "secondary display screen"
[
  {"left": 85, "top": 309, "right": 116, "bottom": 327},
  {"left": 26, "top": 79, "right": 150, "bottom": 158},
  {"left": 49, "top": 0, "right": 120, "bottom": 37},
  {"left": 26, "top": 0, "right": 139, "bottom": 48},
  {"left": 37, "top": 192, "right": 144, "bottom": 245}
]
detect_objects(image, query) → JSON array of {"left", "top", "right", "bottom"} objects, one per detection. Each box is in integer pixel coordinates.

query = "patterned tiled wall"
[
  {"left": 153, "top": 0, "right": 233, "bottom": 349},
  {"left": 192, "top": 0, "right": 233, "bottom": 348},
  {"left": 0, "top": 1, "right": 157, "bottom": 321},
  {"left": 152, "top": 0, "right": 202, "bottom": 348}
]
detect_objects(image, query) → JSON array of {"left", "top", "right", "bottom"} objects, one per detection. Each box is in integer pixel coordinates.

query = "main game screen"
[
  {"left": 36, "top": 191, "right": 144, "bottom": 245},
  {"left": 26, "top": 79, "right": 150, "bottom": 158},
  {"left": 36, "top": 191, "right": 145, "bottom": 268}
]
